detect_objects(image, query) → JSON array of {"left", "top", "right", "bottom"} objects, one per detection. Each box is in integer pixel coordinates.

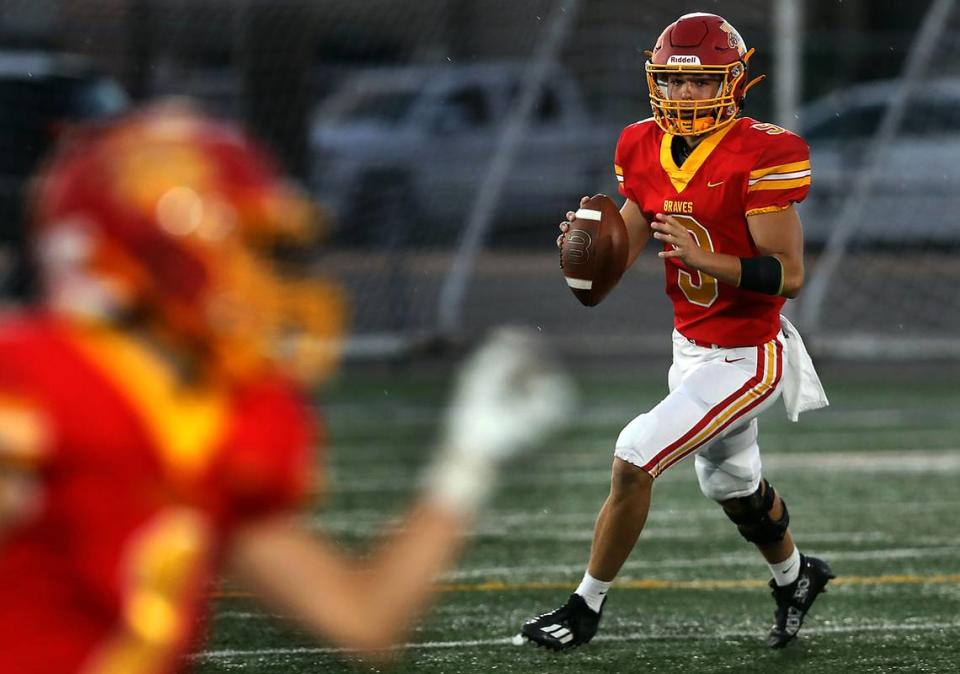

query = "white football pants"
[{"left": 614, "top": 329, "right": 786, "bottom": 501}]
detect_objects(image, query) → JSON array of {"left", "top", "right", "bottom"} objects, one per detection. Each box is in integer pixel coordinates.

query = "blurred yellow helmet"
[{"left": 30, "top": 101, "right": 346, "bottom": 383}]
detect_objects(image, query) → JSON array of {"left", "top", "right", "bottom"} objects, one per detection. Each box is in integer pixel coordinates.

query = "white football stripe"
[
  {"left": 574, "top": 208, "right": 602, "bottom": 221},
  {"left": 194, "top": 620, "right": 960, "bottom": 659},
  {"left": 565, "top": 277, "right": 593, "bottom": 290},
  {"left": 748, "top": 169, "right": 811, "bottom": 185}
]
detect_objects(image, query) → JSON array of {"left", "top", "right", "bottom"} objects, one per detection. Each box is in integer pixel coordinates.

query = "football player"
[
  {"left": 521, "top": 12, "right": 832, "bottom": 651},
  {"left": 0, "top": 102, "right": 573, "bottom": 673}
]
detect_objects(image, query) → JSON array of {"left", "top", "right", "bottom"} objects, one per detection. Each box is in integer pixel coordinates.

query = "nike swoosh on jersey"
[
  {"left": 707, "top": 180, "right": 725, "bottom": 187},
  {"left": 724, "top": 357, "right": 745, "bottom": 363}
]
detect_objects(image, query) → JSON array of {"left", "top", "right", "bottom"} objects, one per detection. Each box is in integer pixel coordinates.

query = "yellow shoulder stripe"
[
  {"left": 747, "top": 177, "right": 811, "bottom": 192},
  {"left": 749, "top": 160, "right": 811, "bottom": 179}
]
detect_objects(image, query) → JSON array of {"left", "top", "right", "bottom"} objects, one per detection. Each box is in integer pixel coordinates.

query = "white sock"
[
  {"left": 575, "top": 571, "right": 611, "bottom": 613},
  {"left": 769, "top": 547, "right": 801, "bottom": 586}
]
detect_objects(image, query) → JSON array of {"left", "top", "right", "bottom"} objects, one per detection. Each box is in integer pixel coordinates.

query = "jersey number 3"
[{"left": 673, "top": 215, "right": 718, "bottom": 308}]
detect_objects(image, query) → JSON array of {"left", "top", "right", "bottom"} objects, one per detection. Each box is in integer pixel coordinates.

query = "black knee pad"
[{"left": 722, "top": 479, "right": 790, "bottom": 545}]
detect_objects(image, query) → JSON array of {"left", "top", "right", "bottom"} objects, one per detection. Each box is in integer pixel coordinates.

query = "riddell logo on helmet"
[{"left": 668, "top": 55, "right": 701, "bottom": 65}]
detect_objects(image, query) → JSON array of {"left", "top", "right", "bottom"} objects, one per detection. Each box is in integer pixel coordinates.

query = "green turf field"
[{"left": 194, "top": 361, "right": 960, "bottom": 673}]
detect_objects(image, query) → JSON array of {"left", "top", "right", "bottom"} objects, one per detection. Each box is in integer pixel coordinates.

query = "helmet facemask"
[
  {"left": 645, "top": 58, "right": 749, "bottom": 136},
  {"left": 200, "top": 200, "right": 346, "bottom": 385}
]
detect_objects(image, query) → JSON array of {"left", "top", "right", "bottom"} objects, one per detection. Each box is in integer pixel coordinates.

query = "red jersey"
[
  {"left": 615, "top": 116, "right": 811, "bottom": 347},
  {"left": 0, "top": 314, "right": 316, "bottom": 674}
]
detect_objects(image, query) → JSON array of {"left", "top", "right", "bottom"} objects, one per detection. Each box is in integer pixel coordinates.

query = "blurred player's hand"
[
  {"left": 446, "top": 327, "right": 574, "bottom": 459},
  {"left": 557, "top": 195, "right": 592, "bottom": 249},
  {"left": 428, "top": 327, "right": 575, "bottom": 514}
]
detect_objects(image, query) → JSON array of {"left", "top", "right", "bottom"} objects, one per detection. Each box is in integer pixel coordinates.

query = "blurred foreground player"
[
  {"left": 521, "top": 13, "right": 832, "bottom": 651},
  {"left": 0, "top": 102, "right": 573, "bottom": 673}
]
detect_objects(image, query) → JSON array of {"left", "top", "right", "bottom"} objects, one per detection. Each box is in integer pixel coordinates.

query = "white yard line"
[
  {"left": 441, "top": 545, "right": 960, "bottom": 580},
  {"left": 194, "top": 620, "right": 960, "bottom": 661},
  {"left": 764, "top": 451, "right": 960, "bottom": 471},
  {"left": 326, "top": 403, "right": 959, "bottom": 428},
  {"left": 323, "top": 449, "right": 960, "bottom": 493}
]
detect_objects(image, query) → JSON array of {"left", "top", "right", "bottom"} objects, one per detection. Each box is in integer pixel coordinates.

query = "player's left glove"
[{"left": 426, "top": 326, "right": 575, "bottom": 515}]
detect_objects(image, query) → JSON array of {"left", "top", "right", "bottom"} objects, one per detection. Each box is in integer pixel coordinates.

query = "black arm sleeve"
[{"left": 738, "top": 256, "right": 784, "bottom": 295}]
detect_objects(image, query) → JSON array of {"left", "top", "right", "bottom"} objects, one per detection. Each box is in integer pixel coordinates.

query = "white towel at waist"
[{"left": 780, "top": 315, "right": 829, "bottom": 422}]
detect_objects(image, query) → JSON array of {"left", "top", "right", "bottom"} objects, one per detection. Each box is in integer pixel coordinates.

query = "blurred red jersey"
[
  {"left": 0, "top": 314, "right": 316, "bottom": 674},
  {"left": 615, "top": 117, "right": 811, "bottom": 347}
]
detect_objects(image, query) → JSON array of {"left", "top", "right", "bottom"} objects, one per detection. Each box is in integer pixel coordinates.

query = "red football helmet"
[
  {"left": 645, "top": 13, "right": 764, "bottom": 136},
  {"left": 29, "top": 101, "right": 345, "bottom": 382}
]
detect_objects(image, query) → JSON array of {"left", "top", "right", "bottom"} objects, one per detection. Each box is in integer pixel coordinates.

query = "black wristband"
[{"left": 738, "top": 256, "right": 784, "bottom": 295}]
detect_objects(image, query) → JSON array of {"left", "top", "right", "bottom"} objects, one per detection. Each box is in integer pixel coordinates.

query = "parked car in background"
[
  {"left": 798, "top": 77, "right": 960, "bottom": 247},
  {"left": 0, "top": 51, "right": 129, "bottom": 299},
  {"left": 309, "top": 62, "right": 620, "bottom": 245}
]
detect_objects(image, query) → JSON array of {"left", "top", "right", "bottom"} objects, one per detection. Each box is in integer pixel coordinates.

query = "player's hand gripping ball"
[{"left": 559, "top": 194, "right": 628, "bottom": 306}]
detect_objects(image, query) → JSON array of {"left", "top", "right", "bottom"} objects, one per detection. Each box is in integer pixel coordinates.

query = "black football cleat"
[
  {"left": 520, "top": 593, "right": 604, "bottom": 651},
  {"left": 767, "top": 555, "right": 835, "bottom": 649}
]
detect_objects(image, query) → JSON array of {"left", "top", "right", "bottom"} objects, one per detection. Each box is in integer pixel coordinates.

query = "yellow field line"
[{"left": 213, "top": 573, "right": 960, "bottom": 599}]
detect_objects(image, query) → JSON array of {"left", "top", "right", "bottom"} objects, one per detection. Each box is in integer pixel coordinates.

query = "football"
[{"left": 559, "top": 194, "right": 628, "bottom": 306}]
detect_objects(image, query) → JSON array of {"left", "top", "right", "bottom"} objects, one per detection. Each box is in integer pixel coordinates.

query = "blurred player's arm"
[
  {"left": 226, "top": 328, "right": 574, "bottom": 657},
  {"left": 652, "top": 204, "right": 804, "bottom": 297},
  {"left": 227, "top": 503, "right": 466, "bottom": 656},
  {"left": 0, "top": 399, "right": 48, "bottom": 539}
]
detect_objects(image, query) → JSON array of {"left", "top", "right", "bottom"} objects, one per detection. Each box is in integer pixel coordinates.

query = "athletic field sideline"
[{"left": 195, "top": 362, "right": 960, "bottom": 673}]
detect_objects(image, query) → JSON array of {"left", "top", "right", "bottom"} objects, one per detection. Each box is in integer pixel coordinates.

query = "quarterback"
[
  {"left": 0, "top": 103, "right": 572, "bottom": 673},
  {"left": 521, "top": 12, "right": 831, "bottom": 651}
]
